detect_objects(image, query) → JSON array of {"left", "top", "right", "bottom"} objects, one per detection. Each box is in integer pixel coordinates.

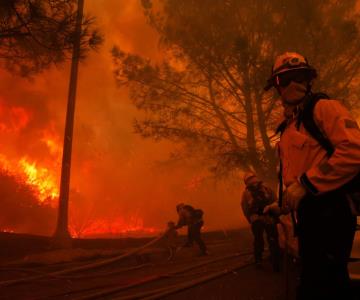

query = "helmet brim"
[{"left": 244, "top": 175, "right": 260, "bottom": 186}]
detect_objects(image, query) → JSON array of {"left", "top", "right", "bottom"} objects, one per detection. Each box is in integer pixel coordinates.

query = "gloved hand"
[
  {"left": 249, "top": 214, "right": 260, "bottom": 223},
  {"left": 263, "top": 202, "right": 282, "bottom": 216},
  {"left": 284, "top": 181, "right": 306, "bottom": 210}
]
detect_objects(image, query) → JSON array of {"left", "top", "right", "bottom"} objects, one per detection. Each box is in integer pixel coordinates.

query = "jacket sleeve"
[
  {"left": 175, "top": 216, "right": 186, "bottom": 229},
  {"left": 261, "top": 184, "right": 277, "bottom": 205},
  {"left": 241, "top": 190, "right": 252, "bottom": 223},
  {"left": 300, "top": 99, "right": 360, "bottom": 194},
  {"left": 267, "top": 186, "right": 277, "bottom": 205}
]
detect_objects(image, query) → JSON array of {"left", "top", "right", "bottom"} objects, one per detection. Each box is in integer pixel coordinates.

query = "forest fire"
[
  {"left": 19, "top": 158, "right": 59, "bottom": 204},
  {"left": 0, "top": 154, "right": 160, "bottom": 236},
  {"left": 0, "top": 153, "right": 59, "bottom": 205},
  {"left": 0, "top": 98, "right": 61, "bottom": 205},
  {"left": 69, "top": 216, "right": 159, "bottom": 238},
  {"left": 0, "top": 153, "right": 160, "bottom": 236},
  {"left": 0, "top": 122, "right": 161, "bottom": 236}
]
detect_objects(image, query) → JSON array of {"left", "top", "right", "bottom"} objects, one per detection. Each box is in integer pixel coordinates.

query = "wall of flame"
[{"left": 0, "top": 0, "right": 251, "bottom": 237}]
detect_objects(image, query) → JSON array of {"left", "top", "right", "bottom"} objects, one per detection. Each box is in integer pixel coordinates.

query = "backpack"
[
  {"left": 193, "top": 209, "right": 204, "bottom": 220},
  {"left": 279, "top": 92, "right": 360, "bottom": 215}
]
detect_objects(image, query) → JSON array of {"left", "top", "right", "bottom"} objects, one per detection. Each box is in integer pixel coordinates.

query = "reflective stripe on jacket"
[{"left": 278, "top": 99, "right": 360, "bottom": 194}]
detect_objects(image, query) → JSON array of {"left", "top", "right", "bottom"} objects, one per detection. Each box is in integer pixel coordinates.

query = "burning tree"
[
  {"left": 0, "top": 0, "right": 103, "bottom": 243},
  {"left": 0, "top": 0, "right": 102, "bottom": 76},
  {"left": 113, "top": 0, "right": 360, "bottom": 182},
  {"left": 0, "top": 168, "right": 56, "bottom": 235}
]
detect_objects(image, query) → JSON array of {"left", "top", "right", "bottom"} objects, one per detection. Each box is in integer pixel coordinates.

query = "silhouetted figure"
[
  {"left": 175, "top": 203, "right": 207, "bottom": 256},
  {"left": 241, "top": 172, "right": 281, "bottom": 271},
  {"left": 164, "top": 221, "right": 178, "bottom": 260}
]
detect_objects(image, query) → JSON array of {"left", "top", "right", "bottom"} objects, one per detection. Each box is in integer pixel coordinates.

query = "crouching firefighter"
[
  {"left": 241, "top": 172, "right": 281, "bottom": 271},
  {"left": 264, "top": 52, "right": 359, "bottom": 300},
  {"left": 175, "top": 203, "right": 208, "bottom": 256}
]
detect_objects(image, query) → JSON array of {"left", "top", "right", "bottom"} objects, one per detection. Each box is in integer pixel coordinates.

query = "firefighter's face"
[
  {"left": 278, "top": 81, "right": 307, "bottom": 105},
  {"left": 275, "top": 70, "right": 310, "bottom": 105}
]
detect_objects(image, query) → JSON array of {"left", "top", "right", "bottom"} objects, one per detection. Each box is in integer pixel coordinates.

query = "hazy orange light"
[
  {"left": 69, "top": 216, "right": 158, "bottom": 238},
  {"left": 0, "top": 100, "right": 31, "bottom": 133}
]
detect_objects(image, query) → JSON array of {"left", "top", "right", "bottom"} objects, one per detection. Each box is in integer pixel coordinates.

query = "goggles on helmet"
[
  {"left": 264, "top": 52, "right": 317, "bottom": 91},
  {"left": 275, "top": 69, "right": 312, "bottom": 88}
]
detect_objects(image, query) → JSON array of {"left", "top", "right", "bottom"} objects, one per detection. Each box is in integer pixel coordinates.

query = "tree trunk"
[
  {"left": 208, "top": 79, "right": 249, "bottom": 169},
  {"left": 254, "top": 89, "right": 277, "bottom": 183},
  {"left": 242, "top": 74, "right": 263, "bottom": 175}
]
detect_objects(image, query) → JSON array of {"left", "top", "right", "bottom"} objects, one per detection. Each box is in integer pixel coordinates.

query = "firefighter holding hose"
[{"left": 241, "top": 172, "right": 281, "bottom": 271}]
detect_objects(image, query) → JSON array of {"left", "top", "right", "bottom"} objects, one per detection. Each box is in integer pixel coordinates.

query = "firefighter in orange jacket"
[
  {"left": 264, "top": 52, "right": 358, "bottom": 300},
  {"left": 241, "top": 172, "right": 280, "bottom": 271}
]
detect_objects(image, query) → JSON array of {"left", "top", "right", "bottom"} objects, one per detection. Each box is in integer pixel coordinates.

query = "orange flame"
[
  {"left": 0, "top": 126, "right": 159, "bottom": 236},
  {"left": 41, "top": 129, "right": 63, "bottom": 157},
  {"left": 18, "top": 157, "right": 59, "bottom": 203},
  {"left": 0, "top": 228, "right": 15, "bottom": 233},
  {"left": 69, "top": 216, "right": 158, "bottom": 238}
]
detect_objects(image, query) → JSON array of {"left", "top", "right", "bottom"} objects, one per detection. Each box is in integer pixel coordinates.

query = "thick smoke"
[{"left": 0, "top": 1, "right": 246, "bottom": 236}]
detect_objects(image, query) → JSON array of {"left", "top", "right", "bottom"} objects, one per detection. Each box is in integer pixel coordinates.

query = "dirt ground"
[{"left": 0, "top": 228, "right": 358, "bottom": 300}]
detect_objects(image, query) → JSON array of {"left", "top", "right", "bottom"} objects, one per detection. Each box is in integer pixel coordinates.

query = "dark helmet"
[
  {"left": 176, "top": 203, "right": 185, "bottom": 212},
  {"left": 167, "top": 221, "right": 175, "bottom": 227},
  {"left": 264, "top": 52, "right": 317, "bottom": 91},
  {"left": 243, "top": 172, "right": 260, "bottom": 186}
]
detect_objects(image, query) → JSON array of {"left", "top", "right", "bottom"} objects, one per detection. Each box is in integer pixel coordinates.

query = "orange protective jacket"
[{"left": 278, "top": 99, "right": 360, "bottom": 194}]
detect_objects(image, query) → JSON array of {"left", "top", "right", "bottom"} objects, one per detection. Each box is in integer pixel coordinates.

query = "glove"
[
  {"left": 284, "top": 181, "right": 306, "bottom": 211},
  {"left": 249, "top": 214, "right": 260, "bottom": 223},
  {"left": 263, "top": 202, "right": 281, "bottom": 216}
]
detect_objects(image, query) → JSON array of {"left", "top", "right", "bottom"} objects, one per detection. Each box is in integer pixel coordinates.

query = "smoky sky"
[
  {"left": 1, "top": 0, "right": 359, "bottom": 236},
  {"left": 0, "top": 0, "right": 246, "bottom": 235}
]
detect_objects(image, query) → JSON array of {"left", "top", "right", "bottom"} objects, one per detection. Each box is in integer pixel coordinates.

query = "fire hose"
[
  {"left": 56, "top": 263, "right": 152, "bottom": 280},
  {"left": 50, "top": 251, "right": 253, "bottom": 300},
  {"left": 0, "top": 232, "right": 166, "bottom": 287},
  {"left": 278, "top": 218, "right": 293, "bottom": 300},
  {"left": 116, "top": 261, "right": 254, "bottom": 300}
]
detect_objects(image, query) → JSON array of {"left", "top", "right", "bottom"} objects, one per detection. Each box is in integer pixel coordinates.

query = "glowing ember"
[
  {"left": 19, "top": 158, "right": 59, "bottom": 203},
  {"left": 0, "top": 229, "right": 15, "bottom": 233},
  {"left": 69, "top": 216, "right": 158, "bottom": 238}
]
